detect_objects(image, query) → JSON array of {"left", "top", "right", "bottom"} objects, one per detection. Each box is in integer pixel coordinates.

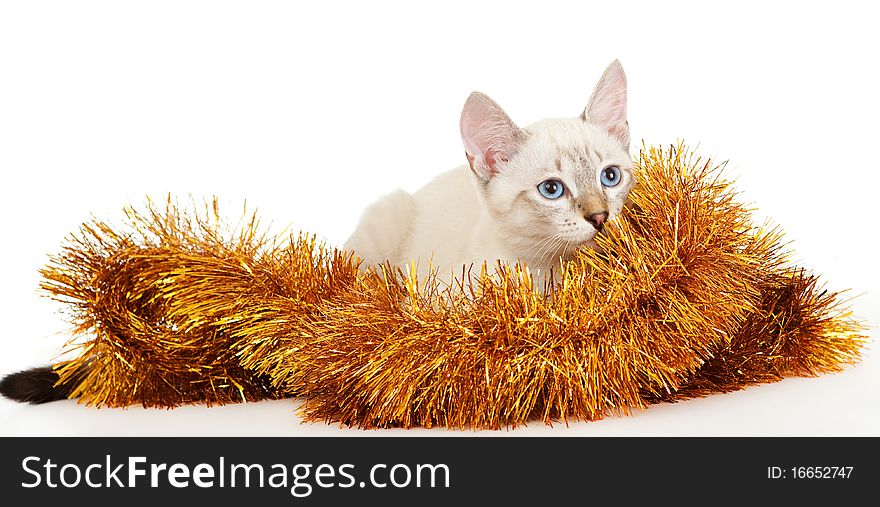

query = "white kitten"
[{"left": 344, "top": 60, "right": 634, "bottom": 287}]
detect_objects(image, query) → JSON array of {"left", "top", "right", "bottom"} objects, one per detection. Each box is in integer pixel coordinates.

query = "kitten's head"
[{"left": 460, "top": 60, "right": 634, "bottom": 268}]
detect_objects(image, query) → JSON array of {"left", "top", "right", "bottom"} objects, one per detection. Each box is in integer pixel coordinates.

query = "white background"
[{"left": 1, "top": 0, "right": 877, "bottom": 436}]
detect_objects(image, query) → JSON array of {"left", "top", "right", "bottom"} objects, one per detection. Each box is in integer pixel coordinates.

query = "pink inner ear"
[
  {"left": 597, "top": 92, "right": 626, "bottom": 126},
  {"left": 586, "top": 61, "right": 628, "bottom": 142},
  {"left": 471, "top": 138, "right": 514, "bottom": 178},
  {"left": 460, "top": 92, "right": 524, "bottom": 180},
  {"left": 481, "top": 147, "right": 504, "bottom": 176},
  {"left": 606, "top": 123, "right": 629, "bottom": 144}
]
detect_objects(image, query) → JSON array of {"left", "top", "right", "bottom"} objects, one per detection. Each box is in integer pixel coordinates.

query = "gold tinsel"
[{"left": 39, "top": 145, "right": 866, "bottom": 428}]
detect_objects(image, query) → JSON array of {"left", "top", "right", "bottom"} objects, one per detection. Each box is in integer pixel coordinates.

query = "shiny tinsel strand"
[{"left": 38, "top": 145, "right": 867, "bottom": 428}]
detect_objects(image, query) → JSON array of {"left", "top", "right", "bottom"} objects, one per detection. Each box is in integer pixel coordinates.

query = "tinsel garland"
[{"left": 39, "top": 145, "right": 866, "bottom": 429}]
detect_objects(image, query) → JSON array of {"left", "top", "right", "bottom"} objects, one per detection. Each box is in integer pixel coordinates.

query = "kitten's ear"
[
  {"left": 583, "top": 59, "right": 629, "bottom": 148},
  {"left": 460, "top": 92, "right": 526, "bottom": 182}
]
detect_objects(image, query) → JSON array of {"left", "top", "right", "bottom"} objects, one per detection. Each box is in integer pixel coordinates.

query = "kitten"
[{"left": 345, "top": 60, "right": 634, "bottom": 288}]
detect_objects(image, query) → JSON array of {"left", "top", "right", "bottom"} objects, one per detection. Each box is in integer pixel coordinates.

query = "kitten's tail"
[
  {"left": 344, "top": 189, "right": 416, "bottom": 268},
  {"left": 0, "top": 366, "right": 73, "bottom": 404}
]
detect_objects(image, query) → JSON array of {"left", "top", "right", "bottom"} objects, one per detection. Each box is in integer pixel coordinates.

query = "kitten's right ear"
[{"left": 460, "top": 92, "right": 526, "bottom": 182}]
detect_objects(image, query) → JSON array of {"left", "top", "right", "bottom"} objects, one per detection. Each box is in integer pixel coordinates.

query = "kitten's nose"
[{"left": 586, "top": 211, "right": 608, "bottom": 230}]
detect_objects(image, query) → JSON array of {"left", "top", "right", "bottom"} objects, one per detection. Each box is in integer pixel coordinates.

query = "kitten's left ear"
[{"left": 583, "top": 59, "right": 629, "bottom": 149}]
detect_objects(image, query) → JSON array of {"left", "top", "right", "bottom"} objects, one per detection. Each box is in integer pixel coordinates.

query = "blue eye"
[
  {"left": 537, "top": 179, "right": 565, "bottom": 199},
  {"left": 600, "top": 166, "right": 622, "bottom": 187}
]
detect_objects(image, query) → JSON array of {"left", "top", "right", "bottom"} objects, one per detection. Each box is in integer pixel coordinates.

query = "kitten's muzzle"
[{"left": 585, "top": 211, "right": 608, "bottom": 230}]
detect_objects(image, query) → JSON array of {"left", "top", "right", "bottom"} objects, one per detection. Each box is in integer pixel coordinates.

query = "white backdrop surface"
[{"left": 1, "top": 1, "right": 877, "bottom": 436}]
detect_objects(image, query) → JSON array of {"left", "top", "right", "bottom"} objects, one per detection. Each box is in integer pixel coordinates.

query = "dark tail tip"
[{"left": 0, "top": 366, "right": 73, "bottom": 404}]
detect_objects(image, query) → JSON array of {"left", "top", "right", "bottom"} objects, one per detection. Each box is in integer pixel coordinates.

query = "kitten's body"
[{"left": 346, "top": 61, "right": 634, "bottom": 287}]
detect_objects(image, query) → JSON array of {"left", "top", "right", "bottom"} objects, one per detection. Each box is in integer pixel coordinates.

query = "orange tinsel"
[{"left": 39, "top": 145, "right": 866, "bottom": 428}]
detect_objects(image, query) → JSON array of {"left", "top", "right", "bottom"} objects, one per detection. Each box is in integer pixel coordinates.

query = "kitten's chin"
[
  {"left": 556, "top": 234, "right": 600, "bottom": 262},
  {"left": 577, "top": 239, "right": 600, "bottom": 254},
  {"left": 576, "top": 231, "right": 600, "bottom": 249}
]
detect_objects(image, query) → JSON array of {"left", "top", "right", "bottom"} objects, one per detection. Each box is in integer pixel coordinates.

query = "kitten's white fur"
[{"left": 345, "top": 61, "right": 634, "bottom": 286}]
